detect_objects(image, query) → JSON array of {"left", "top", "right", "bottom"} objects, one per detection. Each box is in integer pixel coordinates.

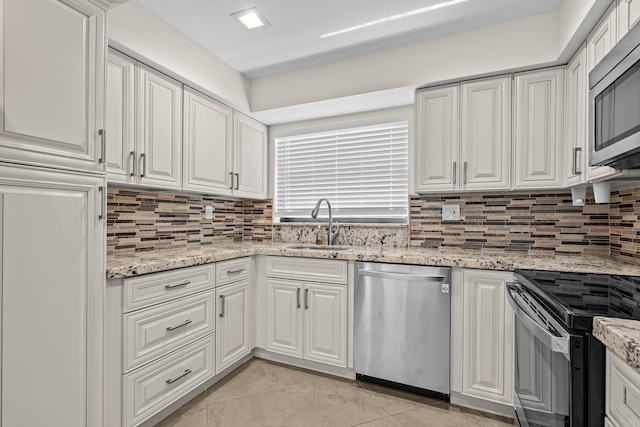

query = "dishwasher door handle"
[{"left": 357, "top": 270, "right": 446, "bottom": 282}]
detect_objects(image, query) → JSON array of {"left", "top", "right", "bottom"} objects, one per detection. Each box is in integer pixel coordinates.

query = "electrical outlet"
[
  {"left": 442, "top": 204, "right": 460, "bottom": 221},
  {"left": 205, "top": 205, "right": 213, "bottom": 220}
]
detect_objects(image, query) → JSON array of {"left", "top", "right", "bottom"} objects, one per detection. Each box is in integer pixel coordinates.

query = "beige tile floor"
[{"left": 156, "top": 358, "right": 514, "bottom": 427}]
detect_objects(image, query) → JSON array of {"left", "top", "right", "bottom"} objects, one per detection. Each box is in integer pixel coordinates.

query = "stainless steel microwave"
[{"left": 590, "top": 23, "right": 640, "bottom": 169}]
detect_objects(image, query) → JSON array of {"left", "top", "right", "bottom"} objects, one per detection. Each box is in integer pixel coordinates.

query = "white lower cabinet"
[
  {"left": 451, "top": 268, "right": 514, "bottom": 414},
  {"left": 0, "top": 163, "right": 105, "bottom": 427},
  {"left": 106, "top": 264, "right": 216, "bottom": 427},
  {"left": 265, "top": 257, "right": 348, "bottom": 368},
  {"left": 216, "top": 277, "right": 251, "bottom": 373},
  {"left": 606, "top": 349, "right": 640, "bottom": 427},
  {"left": 124, "top": 334, "right": 215, "bottom": 427}
]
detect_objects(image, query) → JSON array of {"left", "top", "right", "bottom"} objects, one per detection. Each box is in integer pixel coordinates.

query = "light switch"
[
  {"left": 205, "top": 205, "right": 213, "bottom": 220},
  {"left": 442, "top": 204, "right": 460, "bottom": 221}
]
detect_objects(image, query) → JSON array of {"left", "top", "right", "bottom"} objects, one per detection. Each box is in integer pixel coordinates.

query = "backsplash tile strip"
[
  {"left": 108, "top": 186, "right": 640, "bottom": 264},
  {"left": 610, "top": 186, "right": 640, "bottom": 265},
  {"left": 409, "top": 192, "right": 610, "bottom": 256}
]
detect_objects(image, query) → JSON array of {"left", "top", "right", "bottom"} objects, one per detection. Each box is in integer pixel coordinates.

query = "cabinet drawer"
[
  {"left": 266, "top": 256, "right": 348, "bottom": 284},
  {"left": 123, "top": 264, "right": 215, "bottom": 312},
  {"left": 124, "top": 291, "right": 215, "bottom": 372},
  {"left": 123, "top": 334, "right": 215, "bottom": 427},
  {"left": 607, "top": 350, "right": 640, "bottom": 427},
  {"left": 216, "top": 257, "right": 251, "bottom": 286}
]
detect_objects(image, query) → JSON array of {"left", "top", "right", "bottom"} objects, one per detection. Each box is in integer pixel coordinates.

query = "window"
[{"left": 274, "top": 121, "right": 408, "bottom": 223}]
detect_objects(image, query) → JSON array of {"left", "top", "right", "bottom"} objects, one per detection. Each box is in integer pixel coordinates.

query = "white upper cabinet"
[
  {"left": 183, "top": 87, "right": 233, "bottom": 195},
  {"left": 513, "top": 68, "right": 565, "bottom": 189},
  {"left": 415, "top": 85, "right": 460, "bottom": 192},
  {"left": 0, "top": 0, "right": 106, "bottom": 173},
  {"left": 233, "top": 112, "right": 268, "bottom": 199},
  {"left": 106, "top": 49, "right": 136, "bottom": 183},
  {"left": 565, "top": 46, "right": 588, "bottom": 187},
  {"left": 106, "top": 54, "right": 183, "bottom": 190},
  {"left": 460, "top": 76, "right": 511, "bottom": 191},
  {"left": 588, "top": 3, "right": 618, "bottom": 72},
  {"left": 618, "top": 0, "right": 640, "bottom": 39},
  {"left": 587, "top": 3, "right": 623, "bottom": 182},
  {"left": 137, "top": 64, "right": 183, "bottom": 189}
]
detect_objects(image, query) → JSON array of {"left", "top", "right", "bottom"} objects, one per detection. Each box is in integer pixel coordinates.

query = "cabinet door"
[
  {"left": 619, "top": 0, "right": 640, "bottom": 40},
  {"left": 415, "top": 85, "right": 460, "bottom": 192},
  {"left": 461, "top": 269, "right": 514, "bottom": 405},
  {"left": 265, "top": 278, "right": 303, "bottom": 358},
  {"left": 233, "top": 113, "right": 268, "bottom": 199},
  {"left": 216, "top": 279, "right": 251, "bottom": 374},
  {"left": 460, "top": 76, "right": 511, "bottom": 190},
  {"left": 514, "top": 68, "right": 565, "bottom": 189},
  {"left": 106, "top": 49, "right": 136, "bottom": 184},
  {"left": 303, "top": 282, "right": 347, "bottom": 367},
  {"left": 183, "top": 88, "right": 233, "bottom": 194},
  {"left": 565, "top": 46, "right": 587, "bottom": 187},
  {"left": 586, "top": 3, "right": 620, "bottom": 182},
  {"left": 0, "top": 0, "right": 105, "bottom": 173},
  {"left": 138, "top": 64, "right": 182, "bottom": 190},
  {"left": 0, "top": 164, "right": 105, "bottom": 427}
]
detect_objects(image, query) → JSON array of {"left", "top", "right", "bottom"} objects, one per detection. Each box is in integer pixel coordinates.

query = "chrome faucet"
[{"left": 311, "top": 198, "right": 339, "bottom": 245}]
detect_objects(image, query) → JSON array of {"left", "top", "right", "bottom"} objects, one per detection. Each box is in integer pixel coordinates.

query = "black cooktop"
[{"left": 514, "top": 269, "right": 640, "bottom": 331}]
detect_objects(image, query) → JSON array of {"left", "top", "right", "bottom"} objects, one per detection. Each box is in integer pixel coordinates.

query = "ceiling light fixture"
[
  {"left": 320, "top": 0, "right": 469, "bottom": 38},
  {"left": 231, "top": 7, "right": 270, "bottom": 30}
]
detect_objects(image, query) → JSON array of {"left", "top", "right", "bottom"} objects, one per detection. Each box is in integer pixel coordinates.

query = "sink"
[{"left": 291, "top": 245, "right": 348, "bottom": 251}]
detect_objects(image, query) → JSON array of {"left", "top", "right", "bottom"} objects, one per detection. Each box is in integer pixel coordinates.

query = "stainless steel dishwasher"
[{"left": 354, "top": 262, "right": 451, "bottom": 400}]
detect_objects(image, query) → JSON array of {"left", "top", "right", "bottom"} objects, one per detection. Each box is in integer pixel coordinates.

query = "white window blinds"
[{"left": 275, "top": 121, "right": 408, "bottom": 222}]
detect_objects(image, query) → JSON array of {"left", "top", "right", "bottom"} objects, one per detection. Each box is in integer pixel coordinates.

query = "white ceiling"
[{"left": 136, "top": 0, "right": 562, "bottom": 79}]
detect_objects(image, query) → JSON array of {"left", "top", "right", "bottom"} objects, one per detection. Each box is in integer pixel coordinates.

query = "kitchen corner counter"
[
  {"left": 594, "top": 317, "right": 640, "bottom": 374},
  {"left": 106, "top": 243, "right": 640, "bottom": 279}
]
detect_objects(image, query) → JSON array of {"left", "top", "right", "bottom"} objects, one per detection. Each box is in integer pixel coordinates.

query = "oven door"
[{"left": 507, "top": 283, "right": 572, "bottom": 427}]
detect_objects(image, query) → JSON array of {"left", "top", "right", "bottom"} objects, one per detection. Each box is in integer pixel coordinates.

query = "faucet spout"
[{"left": 310, "top": 198, "right": 340, "bottom": 245}]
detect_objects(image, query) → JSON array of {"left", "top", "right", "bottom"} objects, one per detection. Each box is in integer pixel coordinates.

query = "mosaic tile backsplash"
[
  {"left": 409, "top": 192, "right": 610, "bottom": 256},
  {"left": 107, "top": 186, "right": 640, "bottom": 265}
]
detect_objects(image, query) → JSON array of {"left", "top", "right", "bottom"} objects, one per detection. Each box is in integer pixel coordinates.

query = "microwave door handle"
[{"left": 506, "top": 284, "right": 571, "bottom": 360}]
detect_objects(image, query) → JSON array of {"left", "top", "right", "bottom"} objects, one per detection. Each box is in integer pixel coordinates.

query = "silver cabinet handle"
[
  {"left": 235, "top": 173, "right": 239, "bottom": 190},
  {"left": 226, "top": 268, "right": 245, "bottom": 274},
  {"left": 296, "top": 288, "right": 301, "bottom": 309},
  {"left": 165, "top": 281, "right": 190, "bottom": 289},
  {"left": 453, "top": 162, "right": 457, "bottom": 185},
  {"left": 463, "top": 161, "right": 468, "bottom": 185},
  {"left": 98, "top": 129, "right": 106, "bottom": 164},
  {"left": 229, "top": 172, "right": 234, "bottom": 190},
  {"left": 140, "top": 153, "right": 147, "bottom": 178},
  {"left": 166, "top": 319, "right": 192, "bottom": 331},
  {"left": 130, "top": 151, "right": 136, "bottom": 177},
  {"left": 573, "top": 147, "right": 582, "bottom": 175},
  {"left": 166, "top": 369, "right": 192, "bottom": 384},
  {"left": 305, "top": 288, "right": 309, "bottom": 310},
  {"left": 98, "top": 186, "right": 105, "bottom": 221},
  {"left": 219, "top": 295, "right": 225, "bottom": 317}
]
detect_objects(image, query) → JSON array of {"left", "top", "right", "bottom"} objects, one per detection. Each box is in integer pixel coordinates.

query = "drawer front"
[
  {"left": 266, "top": 256, "right": 348, "bottom": 284},
  {"left": 124, "top": 291, "right": 215, "bottom": 372},
  {"left": 124, "top": 334, "right": 215, "bottom": 427},
  {"left": 216, "top": 257, "right": 251, "bottom": 286},
  {"left": 124, "top": 264, "right": 215, "bottom": 312},
  {"left": 607, "top": 350, "right": 640, "bottom": 427}
]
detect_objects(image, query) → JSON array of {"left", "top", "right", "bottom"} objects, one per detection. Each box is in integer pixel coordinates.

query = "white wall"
[
  {"left": 250, "top": 12, "right": 559, "bottom": 115},
  {"left": 107, "top": 1, "right": 251, "bottom": 112}
]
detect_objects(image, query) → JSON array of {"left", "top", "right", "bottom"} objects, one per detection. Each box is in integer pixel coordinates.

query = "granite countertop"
[
  {"left": 594, "top": 317, "right": 640, "bottom": 374},
  {"left": 106, "top": 242, "right": 640, "bottom": 279}
]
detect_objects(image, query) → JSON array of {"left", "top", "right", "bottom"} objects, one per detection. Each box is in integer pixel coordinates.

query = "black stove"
[
  {"left": 511, "top": 269, "right": 640, "bottom": 427},
  {"left": 514, "top": 269, "right": 640, "bottom": 331}
]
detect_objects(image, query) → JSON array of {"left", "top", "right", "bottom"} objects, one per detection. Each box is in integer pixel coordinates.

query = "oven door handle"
[{"left": 506, "top": 284, "right": 571, "bottom": 360}]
